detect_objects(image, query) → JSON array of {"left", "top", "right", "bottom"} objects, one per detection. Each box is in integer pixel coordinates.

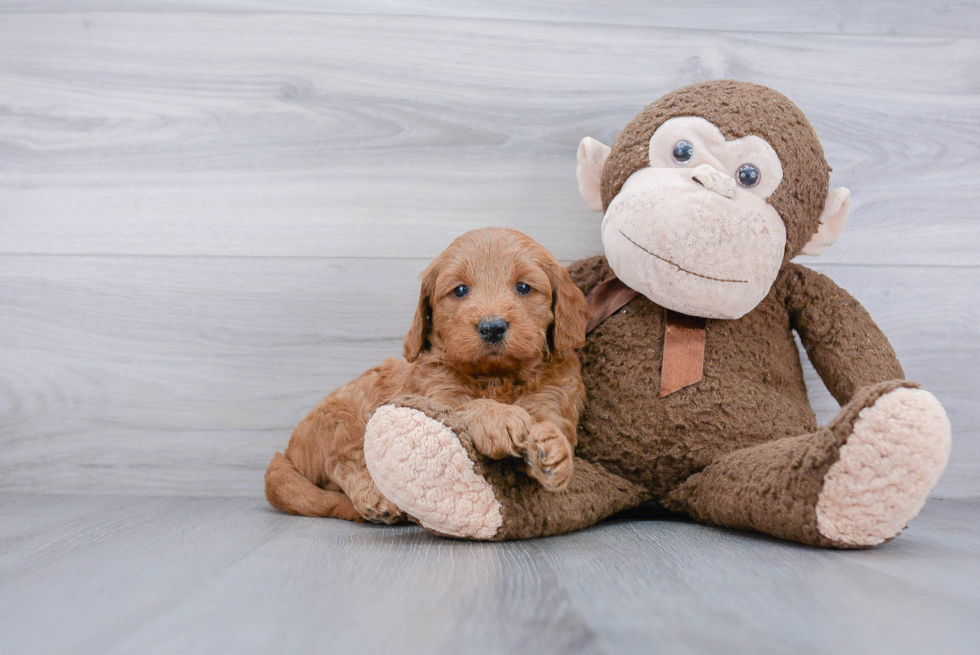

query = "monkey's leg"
[
  {"left": 363, "top": 395, "right": 648, "bottom": 541},
  {"left": 663, "top": 380, "right": 951, "bottom": 548}
]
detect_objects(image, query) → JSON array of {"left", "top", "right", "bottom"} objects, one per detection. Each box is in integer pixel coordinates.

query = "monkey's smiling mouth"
[{"left": 619, "top": 230, "right": 748, "bottom": 284}]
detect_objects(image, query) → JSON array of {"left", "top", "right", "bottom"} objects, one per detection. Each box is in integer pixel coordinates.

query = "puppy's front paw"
[
  {"left": 459, "top": 400, "right": 533, "bottom": 459},
  {"left": 524, "top": 422, "right": 573, "bottom": 492}
]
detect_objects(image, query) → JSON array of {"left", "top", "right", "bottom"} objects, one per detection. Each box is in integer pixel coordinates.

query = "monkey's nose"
[
  {"left": 691, "top": 163, "right": 736, "bottom": 199},
  {"left": 477, "top": 317, "right": 509, "bottom": 343}
]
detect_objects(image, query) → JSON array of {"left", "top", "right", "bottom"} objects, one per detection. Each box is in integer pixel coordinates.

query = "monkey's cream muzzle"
[{"left": 601, "top": 165, "right": 786, "bottom": 320}]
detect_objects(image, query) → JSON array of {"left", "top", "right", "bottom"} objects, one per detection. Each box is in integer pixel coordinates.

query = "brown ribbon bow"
[{"left": 585, "top": 277, "right": 706, "bottom": 397}]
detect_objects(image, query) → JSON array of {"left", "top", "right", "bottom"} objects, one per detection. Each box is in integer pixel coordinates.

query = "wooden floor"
[{"left": 1, "top": 494, "right": 978, "bottom": 655}]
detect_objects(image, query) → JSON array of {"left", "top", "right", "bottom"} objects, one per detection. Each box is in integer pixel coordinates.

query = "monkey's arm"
[{"left": 782, "top": 263, "right": 904, "bottom": 405}]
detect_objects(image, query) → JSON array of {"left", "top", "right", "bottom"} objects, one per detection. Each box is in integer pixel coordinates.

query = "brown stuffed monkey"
[{"left": 362, "top": 80, "right": 952, "bottom": 547}]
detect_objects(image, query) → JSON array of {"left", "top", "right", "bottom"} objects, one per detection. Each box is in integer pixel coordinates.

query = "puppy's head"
[{"left": 404, "top": 228, "right": 588, "bottom": 374}]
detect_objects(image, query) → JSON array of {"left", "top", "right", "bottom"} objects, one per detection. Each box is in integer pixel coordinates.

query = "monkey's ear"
[
  {"left": 403, "top": 261, "right": 439, "bottom": 362},
  {"left": 801, "top": 187, "right": 851, "bottom": 256},
  {"left": 577, "top": 137, "right": 611, "bottom": 212}
]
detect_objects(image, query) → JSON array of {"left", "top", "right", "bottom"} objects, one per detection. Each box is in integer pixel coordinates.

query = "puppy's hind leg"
[
  {"left": 311, "top": 391, "right": 406, "bottom": 524},
  {"left": 271, "top": 371, "right": 405, "bottom": 524},
  {"left": 265, "top": 452, "right": 363, "bottom": 521}
]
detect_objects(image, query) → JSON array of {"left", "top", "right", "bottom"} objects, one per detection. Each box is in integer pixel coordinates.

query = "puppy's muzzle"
[{"left": 477, "top": 317, "right": 509, "bottom": 344}]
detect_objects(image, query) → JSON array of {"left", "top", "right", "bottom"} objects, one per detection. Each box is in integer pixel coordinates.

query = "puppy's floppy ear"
[
  {"left": 543, "top": 252, "right": 589, "bottom": 356},
  {"left": 404, "top": 258, "right": 440, "bottom": 362}
]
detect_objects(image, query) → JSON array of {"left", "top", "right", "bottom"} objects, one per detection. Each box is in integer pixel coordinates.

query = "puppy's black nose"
[{"left": 477, "top": 317, "right": 509, "bottom": 343}]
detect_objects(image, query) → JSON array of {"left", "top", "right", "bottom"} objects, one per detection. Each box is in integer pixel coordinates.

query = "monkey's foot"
[
  {"left": 363, "top": 396, "right": 503, "bottom": 540},
  {"left": 816, "top": 387, "right": 951, "bottom": 547}
]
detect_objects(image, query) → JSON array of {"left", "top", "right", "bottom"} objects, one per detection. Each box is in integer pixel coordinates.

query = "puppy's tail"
[{"left": 265, "top": 451, "right": 363, "bottom": 521}]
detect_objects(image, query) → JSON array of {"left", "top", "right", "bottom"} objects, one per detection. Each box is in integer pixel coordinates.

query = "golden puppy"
[{"left": 265, "top": 227, "right": 589, "bottom": 523}]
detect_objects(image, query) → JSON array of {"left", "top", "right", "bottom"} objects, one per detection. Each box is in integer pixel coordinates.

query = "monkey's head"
[{"left": 577, "top": 80, "right": 851, "bottom": 319}]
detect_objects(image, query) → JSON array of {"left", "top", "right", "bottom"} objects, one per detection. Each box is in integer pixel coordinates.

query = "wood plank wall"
[{"left": 1, "top": 1, "right": 978, "bottom": 497}]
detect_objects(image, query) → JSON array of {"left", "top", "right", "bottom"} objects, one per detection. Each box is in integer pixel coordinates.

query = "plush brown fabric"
[
  {"left": 570, "top": 255, "right": 822, "bottom": 497},
  {"left": 486, "top": 456, "right": 649, "bottom": 541},
  {"left": 663, "top": 379, "right": 919, "bottom": 547},
  {"left": 782, "top": 263, "right": 905, "bottom": 403},
  {"left": 600, "top": 80, "right": 831, "bottom": 261}
]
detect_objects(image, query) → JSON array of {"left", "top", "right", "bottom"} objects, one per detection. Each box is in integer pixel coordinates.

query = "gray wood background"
[{"left": 1, "top": 1, "right": 978, "bottom": 498}]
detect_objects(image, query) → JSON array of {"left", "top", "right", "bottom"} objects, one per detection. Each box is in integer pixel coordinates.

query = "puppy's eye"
[
  {"left": 452, "top": 285, "right": 469, "bottom": 298},
  {"left": 736, "top": 163, "right": 761, "bottom": 188},
  {"left": 515, "top": 282, "right": 531, "bottom": 296},
  {"left": 672, "top": 140, "right": 694, "bottom": 165}
]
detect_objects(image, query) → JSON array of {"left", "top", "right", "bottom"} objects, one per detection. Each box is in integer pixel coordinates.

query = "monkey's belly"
[
  {"left": 577, "top": 373, "right": 818, "bottom": 497},
  {"left": 575, "top": 296, "right": 817, "bottom": 498}
]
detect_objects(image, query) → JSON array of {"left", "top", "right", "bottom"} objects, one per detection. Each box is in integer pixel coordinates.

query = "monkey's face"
[
  {"left": 600, "top": 117, "right": 787, "bottom": 320},
  {"left": 578, "top": 82, "right": 850, "bottom": 321}
]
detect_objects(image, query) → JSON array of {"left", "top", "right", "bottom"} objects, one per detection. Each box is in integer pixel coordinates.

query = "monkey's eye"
[
  {"left": 453, "top": 285, "right": 469, "bottom": 298},
  {"left": 736, "top": 163, "right": 761, "bottom": 188},
  {"left": 515, "top": 282, "right": 531, "bottom": 296},
  {"left": 672, "top": 140, "right": 694, "bottom": 165}
]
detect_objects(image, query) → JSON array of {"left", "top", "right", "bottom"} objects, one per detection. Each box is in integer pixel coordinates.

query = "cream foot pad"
[
  {"left": 816, "top": 388, "right": 952, "bottom": 547},
  {"left": 364, "top": 404, "right": 503, "bottom": 539}
]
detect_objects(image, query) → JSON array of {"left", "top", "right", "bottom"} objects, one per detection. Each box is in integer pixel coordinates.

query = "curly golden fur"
[{"left": 265, "top": 228, "right": 589, "bottom": 523}]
